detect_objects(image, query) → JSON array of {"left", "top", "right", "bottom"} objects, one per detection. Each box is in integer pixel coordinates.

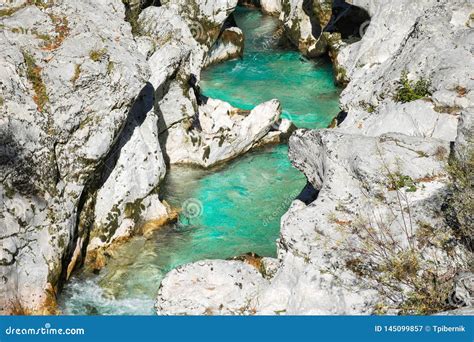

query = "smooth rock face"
[
  {"left": 164, "top": 99, "right": 282, "bottom": 167},
  {"left": 156, "top": 260, "right": 268, "bottom": 315},
  {"left": 0, "top": 0, "right": 149, "bottom": 313},
  {"left": 86, "top": 83, "right": 173, "bottom": 262},
  {"left": 337, "top": 0, "right": 474, "bottom": 141},
  {"left": 205, "top": 27, "right": 244, "bottom": 67}
]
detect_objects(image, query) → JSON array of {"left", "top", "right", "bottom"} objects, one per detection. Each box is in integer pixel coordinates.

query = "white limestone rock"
[
  {"left": 205, "top": 27, "right": 244, "bottom": 67},
  {"left": 280, "top": 0, "right": 333, "bottom": 57},
  {"left": 164, "top": 99, "right": 282, "bottom": 167},
  {"left": 156, "top": 260, "right": 268, "bottom": 315},
  {"left": 159, "top": 0, "right": 239, "bottom": 57},
  {"left": 261, "top": 0, "right": 282, "bottom": 15},
  {"left": 0, "top": 0, "right": 149, "bottom": 314},
  {"left": 87, "top": 83, "right": 173, "bottom": 258},
  {"left": 337, "top": 0, "right": 474, "bottom": 140}
]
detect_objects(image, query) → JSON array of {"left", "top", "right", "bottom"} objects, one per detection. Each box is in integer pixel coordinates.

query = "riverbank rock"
[
  {"left": 160, "top": 0, "right": 239, "bottom": 47},
  {"left": 261, "top": 0, "right": 283, "bottom": 15},
  {"left": 280, "top": 0, "right": 332, "bottom": 57},
  {"left": 156, "top": 129, "right": 467, "bottom": 314},
  {"left": 0, "top": 0, "right": 150, "bottom": 314},
  {"left": 205, "top": 27, "right": 244, "bottom": 67},
  {"left": 156, "top": 260, "right": 268, "bottom": 315},
  {"left": 84, "top": 83, "right": 177, "bottom": 270},
  {"left": 336, "top": 0, "right": 473, "bottom": 140}
]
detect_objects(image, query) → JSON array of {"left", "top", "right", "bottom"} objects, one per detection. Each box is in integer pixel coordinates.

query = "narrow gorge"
[
  {"left": 1, "top": 0, "right": 472, "bottom": 316},
  {"left": 58, "top": 6, "right": 340, "bottom": 315}
]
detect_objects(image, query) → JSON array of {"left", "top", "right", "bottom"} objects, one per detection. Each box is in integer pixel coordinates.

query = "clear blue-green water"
[{"left": 58, "top": 7, "right": 340, "bottom": 315}]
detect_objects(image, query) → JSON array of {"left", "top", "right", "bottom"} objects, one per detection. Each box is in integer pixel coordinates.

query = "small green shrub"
[
  {"left": 388, "top": 172, "right": 417, "bottom": 192},
  {"left": 395, "top": 70, "right": 432, "bottom": 103},
  {"left": 89, "top": 48, "right": 107, "bottom": 62},
  {"left": 71, "top": 64, "right": 81, "bottom": 85}
]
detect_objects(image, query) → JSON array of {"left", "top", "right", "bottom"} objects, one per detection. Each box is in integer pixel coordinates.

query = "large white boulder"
[
  {"left": 165, "top": 99, "right": 282, "bottom": 167},
  {"left": 156, "top": 260, "right": 268, "bottom": 315}
]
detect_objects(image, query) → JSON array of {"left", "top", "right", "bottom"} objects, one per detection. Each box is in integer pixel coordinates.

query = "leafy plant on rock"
[{"left": 395, "top": 70, "right": 432, "bottom": 103}]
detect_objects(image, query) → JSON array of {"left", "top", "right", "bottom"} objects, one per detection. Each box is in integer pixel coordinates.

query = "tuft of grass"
[
  {"left": 89, "top": 48, "right": 107, "bottom": 62},
  {"left": 71, "top": 64, "right": 81, "bottom": 85},
  {"left": 395, "top": 70, "right": 432, "bottom": 103},
  {"left": 0, "top": 96, "right": 4, "bottom": 107},
  {"left": 22, "top": 51, "right": 49, "bottom": 112},
  {"left": 0, "top": 0, "right": 54, "bottom": 17},
  {"left": 42, "top": 14, "right": 69, "bottom": 50},
  {"left": 0, "top": 7, "right": 21, "bottom": 17},
  {"left": 107, "top": 61, "right": 115, "bottom": 74},
  {"left": 360, "top": 101, "right": 377, "bottom": 113}
]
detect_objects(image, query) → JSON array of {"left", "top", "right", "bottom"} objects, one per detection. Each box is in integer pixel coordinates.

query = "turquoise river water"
[{"left": 58, "top": 7, "right": 340, "bottom": 315}]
